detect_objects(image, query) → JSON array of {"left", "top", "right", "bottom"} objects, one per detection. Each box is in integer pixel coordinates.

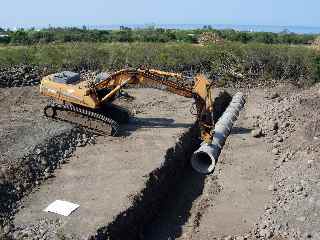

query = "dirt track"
[{"left": 1, "top": 83, "right": 320, "bottom": 240}]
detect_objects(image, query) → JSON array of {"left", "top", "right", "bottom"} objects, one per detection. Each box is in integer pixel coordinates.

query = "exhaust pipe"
[{"left": 191, "top": 92, "right": 245, "bottom": 174}]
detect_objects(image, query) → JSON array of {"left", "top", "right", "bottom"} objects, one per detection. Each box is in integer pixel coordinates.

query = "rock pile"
[{"left": 0, "top": 65, "right": 44, "bottom": 88}]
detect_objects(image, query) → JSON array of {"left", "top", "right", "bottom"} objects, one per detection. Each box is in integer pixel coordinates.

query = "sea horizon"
[
  {"left": 88, "top": 23, "right": 320, "bottom": 34},
  {"left": 3, "top": 23, "right": 320, "bottom": 35}
]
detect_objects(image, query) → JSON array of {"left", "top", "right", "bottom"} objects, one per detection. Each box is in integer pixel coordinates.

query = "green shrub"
[{"left": 0, "top": 42, "right": 319, "bottom": 85}]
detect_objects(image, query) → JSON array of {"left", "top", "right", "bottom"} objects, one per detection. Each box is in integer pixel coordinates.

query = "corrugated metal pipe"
[{"left": 191, "top": 92, "right": 246, "bottom": 174}]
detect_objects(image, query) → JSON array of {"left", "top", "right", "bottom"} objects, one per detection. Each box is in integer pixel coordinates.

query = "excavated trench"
[
  {"left": 90, "top": 125, "right": 201, "bottom": 240},
  {"left": 90, "top": 91, "right": 232, "bottom": 240}
]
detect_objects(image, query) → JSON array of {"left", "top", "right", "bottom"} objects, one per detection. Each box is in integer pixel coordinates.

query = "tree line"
[{"left": 0, "top": 26, "right": 317, "bottom": 45}]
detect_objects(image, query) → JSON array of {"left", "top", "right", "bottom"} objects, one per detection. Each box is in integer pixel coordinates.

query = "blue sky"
[{"left": 1, "top": 0, "right": 319, "bottom": 28}]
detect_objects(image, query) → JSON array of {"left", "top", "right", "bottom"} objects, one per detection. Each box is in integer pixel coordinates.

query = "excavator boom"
[
  {"left": 94, "top": 68, "right": 214, "bottom": 143},
  {"left": 95, "top": 68, "right": 194, "bottom": 99}
]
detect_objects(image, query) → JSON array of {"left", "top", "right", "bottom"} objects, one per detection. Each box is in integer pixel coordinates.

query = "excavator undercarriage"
[{"left": 44, "top": 102, "right": 124, "bottom": 136}]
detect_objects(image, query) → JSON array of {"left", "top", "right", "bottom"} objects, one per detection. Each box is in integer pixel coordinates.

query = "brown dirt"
[
  {"left": 1, "top": 82, "right": 320, "bottom": 240},
  {"left": 2, "top": 88, "right": 199, "bottom": 239}
]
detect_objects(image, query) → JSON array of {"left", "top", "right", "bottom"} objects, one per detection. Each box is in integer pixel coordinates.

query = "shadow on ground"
[
  {"left": 120, "top": 117, "right": 193, "bottom": 136},
  {"left": 142, "top": 167, "right": 206, "bottom": 240},
  {"left": 121, "top": 118, "right": 251, "bottom": 137}
]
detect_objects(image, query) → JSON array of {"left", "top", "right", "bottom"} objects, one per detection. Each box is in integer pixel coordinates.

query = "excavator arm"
[
  {"left": 94, "top": 68, "right": 215, "bottom": 143},
  {"left": 95, "top": 68, "right": 193, "bottom": 99}
]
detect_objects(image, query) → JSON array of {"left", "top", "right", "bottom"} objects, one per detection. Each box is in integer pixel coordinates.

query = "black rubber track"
[{"left": 44, "top": 102, "right": 120, "bottom": 136}]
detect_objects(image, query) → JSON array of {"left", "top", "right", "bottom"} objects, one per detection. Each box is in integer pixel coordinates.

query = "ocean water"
[{"left": 90, "top": 24, "right": 320, "bottom": 34}]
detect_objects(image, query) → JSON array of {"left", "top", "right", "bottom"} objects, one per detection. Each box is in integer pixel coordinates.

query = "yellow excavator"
[
  {"left": 40, "top": 68, "right": 215, "bottom": 143},
  {"left": 40, "top": 68, "right": 246, "bottom": 174}
]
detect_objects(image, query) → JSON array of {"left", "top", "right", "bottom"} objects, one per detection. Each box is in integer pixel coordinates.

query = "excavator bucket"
[{"left": 193, "top": 74, "right": 212, "bottom": 103}]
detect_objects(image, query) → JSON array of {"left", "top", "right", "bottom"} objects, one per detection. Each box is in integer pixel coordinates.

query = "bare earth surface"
[
  {"left": 1, "top": 83, "right": 320, "bottom": 240},
  {"left": 12, "top": 88, "right": 194, "bottom": 238}
]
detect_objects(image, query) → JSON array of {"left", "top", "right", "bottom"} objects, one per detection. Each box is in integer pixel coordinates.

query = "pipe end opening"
[{"left": 191, "top": 151, "right": 216, "bottom": 174}]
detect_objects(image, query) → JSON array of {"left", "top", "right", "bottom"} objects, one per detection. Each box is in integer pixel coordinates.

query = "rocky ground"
[
  {"left": 0, "top": 65, "right": 98, "bottom": 89},
  {"left": 172, "top": 83, "right": 320, "bottom": 240},
  {"left": 0, "top": 77, "right": 319, "bottom": 240},
  {"left": 246, "top": 84, "right": 320, "bottom": 240},
  {"left": 0, "top": 66, "right": 43, "bottom": 88}
]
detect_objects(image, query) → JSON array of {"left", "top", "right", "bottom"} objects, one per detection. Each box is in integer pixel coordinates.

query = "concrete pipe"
[{"left": 191, "top": 92, "right": 245, "bottom": 174}]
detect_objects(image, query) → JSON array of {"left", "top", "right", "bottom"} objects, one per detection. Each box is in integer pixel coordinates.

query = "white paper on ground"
[{"left": 44, "top": 200, "right": 80, "bottom": 216}]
